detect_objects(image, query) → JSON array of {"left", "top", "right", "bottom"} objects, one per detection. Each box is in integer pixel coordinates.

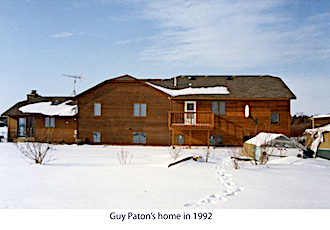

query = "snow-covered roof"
[
  {"left": 305, "top": 124, "right": 330, "bottom": 134},
  {"left": 245, "top": 132, "right": 290, "bottom": 146},
  {"left": 18, "top": 100, "right": 77, "bottom": 116},
  {"left": 146, "top": 82, "right": 230, "bottom": 96},
  {"left": 311, "top": 114, "right": 330, "bottom": 119}
]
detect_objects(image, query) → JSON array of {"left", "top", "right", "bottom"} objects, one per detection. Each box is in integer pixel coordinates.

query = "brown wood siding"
[
  {"left": 171, "top": 99, "right": 292, "bottom": 146},
  {"left": 7, "top": 116, "right": 77, "bottom": 143},
  {"left": 34, "top": 117, "right": 77, "bottom": 143},
  {"left": 7, "top": 117, "right": 17, "bottom": 141},
  {"left": 77, "top": 81, "right": 171, "bottom": 145}
]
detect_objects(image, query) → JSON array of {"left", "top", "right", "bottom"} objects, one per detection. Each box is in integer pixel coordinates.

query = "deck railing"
[{"left": 168, "top": 111, "right": 214, "bottom": 129}]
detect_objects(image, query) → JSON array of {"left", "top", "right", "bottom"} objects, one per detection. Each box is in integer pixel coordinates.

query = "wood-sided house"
[
  {"left": 2, "top": 75, "right": 295, "bottom": 147},
  {"left": 2, "top": 90, "right": 78, "bottom": 143},
  {"left": 74, "top": 74, "right": 296, "bottom": 146},
  {"left": 75, "top": 75, "right": 171, "bottom": 145}
]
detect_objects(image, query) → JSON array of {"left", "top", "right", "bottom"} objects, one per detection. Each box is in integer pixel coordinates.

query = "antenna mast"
[{"left": 62, "top": 74, "right": 85, "bottom": 96}]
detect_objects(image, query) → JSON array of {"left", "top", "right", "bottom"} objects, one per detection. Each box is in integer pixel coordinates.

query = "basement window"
[
  {"left": 133, "top": 132, "right": 146, "bottom": 144},
  {"left": 93, "top": 131, "right": 101, "bottom": 142}
]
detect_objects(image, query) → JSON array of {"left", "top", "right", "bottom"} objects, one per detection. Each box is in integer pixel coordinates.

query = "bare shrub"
[
  {"left": 230, "top": 147, "right": 247, "bottom": 170},
  {"left": 15, "top": 140, "right": 56, "bottom": 165},
  {"left": 168, "top": 146, "right": 183, "bottom": 160},
  {"left": 117, "top": 149, "right": 133, "bottom": 165}
]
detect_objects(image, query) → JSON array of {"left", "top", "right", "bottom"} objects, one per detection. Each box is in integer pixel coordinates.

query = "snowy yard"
[{"left": 1, "top": 143, "right": 330, "bottom": 209}]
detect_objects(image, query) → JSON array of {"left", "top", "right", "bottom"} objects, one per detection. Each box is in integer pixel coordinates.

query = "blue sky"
[{"left": 0, "top": 0, "right": 329, "bottom": 116}]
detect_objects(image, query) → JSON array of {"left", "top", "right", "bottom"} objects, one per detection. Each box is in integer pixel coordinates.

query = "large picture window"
[
  {"left": 18, "top": 117, "right": 35, "bottom": 137},
  {"left": 133, "top": 103, "right": 147, "bottom": 117}
]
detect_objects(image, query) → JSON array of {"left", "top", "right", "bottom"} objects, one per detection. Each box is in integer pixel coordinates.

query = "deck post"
[
  {"left": 207, "top": 130, "right": 210, "bottom": 149},
  {"left": 171, "top": 130, "right": 175, "bottom": 148},
  {"left": 189, "top": 130, "right": 192, "bottom": 149}
]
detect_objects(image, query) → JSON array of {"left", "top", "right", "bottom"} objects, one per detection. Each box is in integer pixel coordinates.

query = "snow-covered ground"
[{"left": 1, "top": 143, "right": 329, "bottom": 209}]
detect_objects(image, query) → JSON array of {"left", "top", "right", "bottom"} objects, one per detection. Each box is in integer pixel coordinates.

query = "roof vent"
[
  {"left": 226, "top": 76, "right": 234, "bottom": 80},
  {"left": 188, "top": 76, "right": 196, "bottom": 80}
]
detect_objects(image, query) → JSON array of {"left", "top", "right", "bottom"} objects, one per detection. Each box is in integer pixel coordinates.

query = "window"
[
  {"left": 271, "top": 113, "right": 279, "bottom": 125},
  {"left": 187, "top": 103, "right": 194, "bottom": 111},
  {"left": 133, "top": 132, "right": 146, "bottom": 144},
  {"left": 209, "top": 135, "right": 223, "bottom": 146},
  {"left": 45, "top": 117, "right": 55, "bottom": 128},
  {"left": 177, "top": 135, "right": 184, "bottom": 145},
  {"left": 18, "top": 118, "right": 26, "bottom": 137},
  {"left": 212, "top": 101, "right": 226, "bottom": 115},
  {"left": 93, "top": 131, "right": 101, "bottom": 142},
  {"left": 18, "top": 117, "right": 34, "bottom": 137},
  {"left": 94, "top": 103, "right": 101, "bottom": 116},
  {"left": 133, "top": 103, "right": 147, "bottom": 117}
]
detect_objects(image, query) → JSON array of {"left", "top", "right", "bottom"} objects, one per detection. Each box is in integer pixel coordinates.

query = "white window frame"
[{"left": 184, "top": 101, "right": 196, "bottom": 125}]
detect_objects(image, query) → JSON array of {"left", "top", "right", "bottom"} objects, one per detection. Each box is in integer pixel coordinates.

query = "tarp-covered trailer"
[
  {"left": 243, "top": 132, "right": 306, "bottom": 160},
  {"left": 305, "top": 124, "right": 330, "bottom": 160}
]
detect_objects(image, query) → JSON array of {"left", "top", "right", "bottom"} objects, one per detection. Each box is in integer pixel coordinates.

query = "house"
[
  {"left": 74, "top": 74, "right": 296, "bottom": 146},
  {"left": 2, "top": 74, "right": 296, "bottom": 147},
  {"left": 1, "top": 90, "right": 78, "bottom": 143}
]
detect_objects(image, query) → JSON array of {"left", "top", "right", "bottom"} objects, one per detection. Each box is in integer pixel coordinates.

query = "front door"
[{"left": 184, "top": 101, "right": 196, "bottom": 125}]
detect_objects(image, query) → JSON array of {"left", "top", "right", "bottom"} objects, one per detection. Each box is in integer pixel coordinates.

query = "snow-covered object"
[
  {"left": 245, "top": 132, "right": 285, "bottom": 146},
  {"left": 311, "top": 114, "right": 330, "bottom": 119},
  {"left": 19, "top": 100, "right": 77, "bottom": 116},
  {"left": 305, "top": 124, "right": 330, "bottom": 134},
  {"left": 146, "top": 82, "right": 230, "bottom": 96},
  {"left": 305, "top": 124, "right": 330, "bottom": 154},
  {"left": 244, "top": 132, "right": 306, "bottom": 158}
]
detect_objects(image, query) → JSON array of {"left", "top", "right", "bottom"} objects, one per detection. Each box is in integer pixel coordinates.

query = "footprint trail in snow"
[{"left": 184, "top": 157, "right": 244, "bottom": 207}]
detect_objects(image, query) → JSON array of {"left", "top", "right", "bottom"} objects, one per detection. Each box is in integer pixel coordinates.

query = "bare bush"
[
  {"left": 15, "top": 140, "right": 56, "bottom": 165},
  {"left": 168, "top": 146, "right": 183, "bottom": 160},
  {"left": 230, "top": 147, "right": 247, "bottom": 170},
  {"left": 117, "top": 149, "right": 133, "bottom": 164}
]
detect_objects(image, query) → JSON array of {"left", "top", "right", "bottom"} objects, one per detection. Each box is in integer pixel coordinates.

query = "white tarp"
[
  {"left": 245, "top": 132, "right": 290, "bottom": 147},
  {"left": 19, "top": 100, "right": 77, "bottom": 116},
  {"left": 145, "top": 82, "right": 230, "bottom": 96}
]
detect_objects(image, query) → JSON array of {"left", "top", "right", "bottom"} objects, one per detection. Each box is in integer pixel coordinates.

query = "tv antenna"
[{"left": 62, "top": 74, "right": 86, "bottom": 96}]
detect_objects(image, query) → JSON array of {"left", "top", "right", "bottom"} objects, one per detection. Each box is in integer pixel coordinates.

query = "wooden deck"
[{"left": 168, "top": 111, "right": 214, "bottom": 130}]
